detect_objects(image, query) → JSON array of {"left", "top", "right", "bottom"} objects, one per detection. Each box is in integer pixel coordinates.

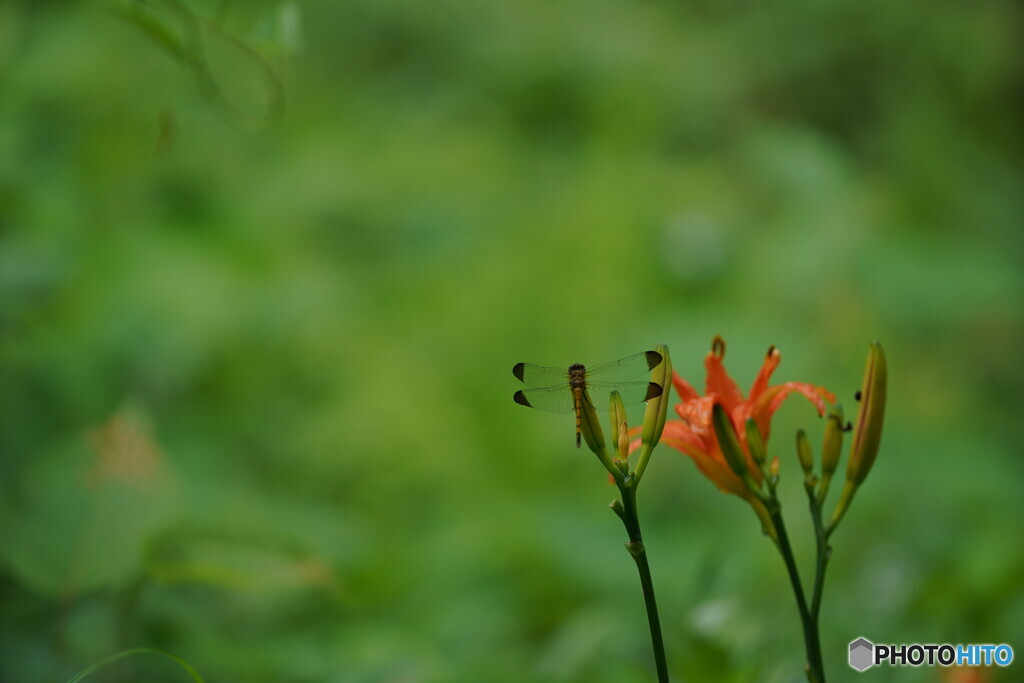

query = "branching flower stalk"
[{"left": 665, "top": 338, "right": 887, "bottom": 682}]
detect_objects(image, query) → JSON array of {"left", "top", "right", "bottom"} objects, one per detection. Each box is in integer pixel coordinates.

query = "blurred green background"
[{"left": 1, "top": 1, "right": 1022, "bottom": 681}]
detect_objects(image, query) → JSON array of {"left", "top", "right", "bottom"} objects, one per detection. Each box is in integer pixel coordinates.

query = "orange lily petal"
[
  {"left": 671, "top": 372, "right": 700, "bottom": 402},
  {"left": 748, "top": 346, "right": 781, "bottom": 403},
  {"left": 675, "top": 395, "right": 716, "bottom": 441},
  {"left": 749, "top": 382, "right": 835, "bottom": 442},
  {"left": 662, "top": 420, "right": 708, "bottom": 456},
  {"left": 686, "top": 450, "right": 749, "bottom": 498},
  {"left": 704, "top": 351, "right": 744, "bottom": 414}
]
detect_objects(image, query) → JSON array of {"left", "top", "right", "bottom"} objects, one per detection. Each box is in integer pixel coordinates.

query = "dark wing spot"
[
  {"left": 645, "top": 350, "right": 662, "bottom": 370},
  {"left": 513, "top": 363, "right": 526, "bottom": 381},
  {"left": 513, "top": 390, "right": 532, "bottom": 407},
  {"left": 644, "top": 382, "right": 663, "bottom": 401}
]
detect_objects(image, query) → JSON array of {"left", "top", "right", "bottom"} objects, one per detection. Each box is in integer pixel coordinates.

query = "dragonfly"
[{"left": 512, "top": 351, "right": 664, "bottom": 448}]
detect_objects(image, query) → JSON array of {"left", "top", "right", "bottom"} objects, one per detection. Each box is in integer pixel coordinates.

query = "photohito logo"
[
  {"left": 849, "top": 637, "right": 1014, "bottom": 672},
  {"left": 849, "top": 638, "right": 874, "bottom": 672}
]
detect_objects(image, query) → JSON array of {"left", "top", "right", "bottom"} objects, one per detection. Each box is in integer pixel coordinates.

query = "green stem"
[
  {"left": 616, "top": 482, "right": 670, "bottom": 683},
  {"left": 769, "top": 502, "right": 825, "bottom": 683},
  {"left": 807, "top": 486, "right": 832, "bottom": 623}
]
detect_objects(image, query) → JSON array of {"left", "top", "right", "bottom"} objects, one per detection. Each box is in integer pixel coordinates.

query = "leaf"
[{"left": 66, "top": 647, "right": 204, "bottom": 683}]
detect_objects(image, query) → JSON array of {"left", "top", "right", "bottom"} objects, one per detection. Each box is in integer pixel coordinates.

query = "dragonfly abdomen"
[
  {"left": 568, "top": 364, "right": 588, "bottom": 449},
  {"left": 573, "top": 387, "right": 582, "bottom": 448}
]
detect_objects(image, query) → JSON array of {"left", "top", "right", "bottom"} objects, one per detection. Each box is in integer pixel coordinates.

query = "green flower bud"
[
  {"left": 830, "top": 341, "right": 888, "bottom": 530},
  {"left": 713, "top": 403, "right": 768, "bottom": 503},
  {"left": 796, "top": 429, "right": 813, "bottom": 475},
  {"left": 820, "top": 404, "right": 845, "bottom": 479},
  {"left": 846, "top": 341, "right": 887, "bottom": 485},
  {"left": 817, "top": 403, "right": 844, "bottom": 503},
  {"left": 745, "top": 418, "right": 766, "bottom": 467},
  {"left": 579, "top": 388, "right": 606, "bottom": 457},
  {"left": 712, "top": 403, "right": 747, "bottom": 478},
  {"left": 634, "top": 345, "right": 671, "bottom": 483},
  {"left": 609, "top": 390, "right": 628, "bottom": 450},
  {"left": 617, "top": 421, "right": 630, "bottom": 462}
]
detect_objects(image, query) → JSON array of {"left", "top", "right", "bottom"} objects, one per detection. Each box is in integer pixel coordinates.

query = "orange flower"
[{"left": 661, "top": 336, "right": 835, "bottom": 499}]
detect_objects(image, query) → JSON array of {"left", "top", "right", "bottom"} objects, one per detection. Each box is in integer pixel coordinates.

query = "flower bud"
[
  {"left": 579, "top": 388, "right": 606, "bottom": 456},
  {"left": 609, "top": 390, "right": 628, "bottom": 445},
  {"left": 712, "top": 403, "right": 766, "bottom": 498},
  {"left": 830, "top": 341, "right": 888, "bottom": 530},
  {"left": 712, "top": 403, "right": 747, "bottom": 479},
  {"left": 846, "top": 341, "right": 887, "bottom": 485},
  {"left": 817, "top": 403, "right": 844, "bottom": 502},
  {"left": 634, "top": 345, "right": 671, "bottom": 483},
  {"left": 745, "top": 418, "right": 766, "bottom": 467},
  {"left": 820, "top": 404, "right": 844, "bottom": 479},
  {"left": 796, "top": 429, "right": 813, "bottom": 475},
  {"left": 617, "top": 422, "right": 630, "bottom": 461}
]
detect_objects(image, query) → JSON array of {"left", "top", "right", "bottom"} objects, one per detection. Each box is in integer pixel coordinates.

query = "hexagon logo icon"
[{"left": 849, "top": 637, "right": 874, "bottom": 672}]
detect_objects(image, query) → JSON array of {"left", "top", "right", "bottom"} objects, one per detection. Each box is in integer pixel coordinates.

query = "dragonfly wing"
[
  {"left": 585, "top": 381, "right": 663, "bottom": 410},
  {"left": 513, "top": 362, "right": 570, "bottom": 387},
  {"left": 513, "top": 385, "right": 576, "bottom": 413},
  {"left": 585, "top": 351, "right": 663, "bottom": 383}
]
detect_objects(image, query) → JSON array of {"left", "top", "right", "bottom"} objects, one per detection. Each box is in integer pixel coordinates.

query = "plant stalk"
[
  {"left": 616, "top": 482, "right": 670, "bottom": 683},
  {"left": 770, "top": 502, "right": 825, "bottom": 683},
  {"left": 807, "top": 485, "right": 832, "bottom": 623}
]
